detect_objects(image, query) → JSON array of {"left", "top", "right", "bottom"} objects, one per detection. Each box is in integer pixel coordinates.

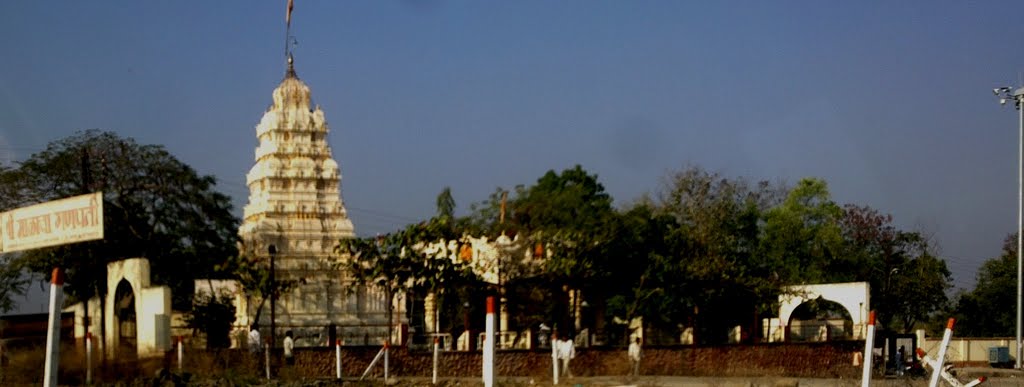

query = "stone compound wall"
[{"left": 168, "top": 342, "right": 864, "bottom": 379}]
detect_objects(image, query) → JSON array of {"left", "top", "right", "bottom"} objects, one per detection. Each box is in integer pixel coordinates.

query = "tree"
[
  {"left": 603, "top": 201, "right": 673, "bottom": 344},
  {"left": 220, "top": 240, "right": 300, "bottom": 328},
  {"left": 649, "top": 166, "right": 782, "bottom": 343},
  {"left": 887, "top": 244, "right": 950, "bottom": 332},
  {"left": 0, "top": 130, "right": 239, "bottom": 311},
  {"left": 760, "top": 178, "right": 843, "bottom": 285},
  {"left": 0, "top": 256, "right": 29, "bottom": 313},
  {"left": 510, "top": 165, "right": 617, "bottom": 333},
  {"left": 338, "top": 232, "right": 420, "bottom": 344},
  {"left": 408, "top": 189, "right": 482, "bottom": 335},
  {"left": 183, "top": 288, "right": 236, "bottom": 349},
  {"left": 954, "top": 234, "right": 1017, "bottom": 336},
  {"left": 839, "top": 205, "right": 951, "bottom": 332},
  {"left": 436, "top": 187, "right": 456, "bottom": 222}
]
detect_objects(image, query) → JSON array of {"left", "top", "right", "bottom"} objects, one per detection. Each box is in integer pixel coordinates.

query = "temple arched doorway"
[
  {"left": 786, "top": 297, "right": 854, "bottom": 341},
  {"left": 113, "top": 279, "right": 137, "bottom": 359}
]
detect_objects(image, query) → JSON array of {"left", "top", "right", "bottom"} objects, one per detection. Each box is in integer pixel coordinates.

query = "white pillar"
[
  {"left": 860, "top": 311, "right": 875, "bottom": 387},
  {"left": 483, "top": 296, "right": 495, "bottom": 387},
  {"left": 86, "top": 332, "right": 93, "bottom": 385},
  {"left": 384, "top": 340, "right": 390, "bottom": 382},
  {"left": 552, "top": 334, "right": 560, "bottom": 385},
  {"left": 336, "top": 339, "right": 342, "bottom": 380},
  {"left": 929, "top": 318, "right": 956, "bottom": 387},
  {"left": 265, "top": 339, "right": 271, "bottom": 380},
  {"left": 425, "top": 292, "right": 437, "bottom": 334},
  {"left": 43, "top": 268, "right": 65, "bottom": 387},
  {"left": 432, "top": 336, "right": 440, "bottom": 385},
  {"left": 177, "top": 336, "right": 184, "bottom": 372}
]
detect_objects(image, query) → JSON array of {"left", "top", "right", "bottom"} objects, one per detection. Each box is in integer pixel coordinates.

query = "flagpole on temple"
[{"left": 284, "top": 0, "right": 294, "bottom": 61}]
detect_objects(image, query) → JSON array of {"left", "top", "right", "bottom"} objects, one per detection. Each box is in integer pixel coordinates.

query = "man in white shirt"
[
  {"left": 248, "top": 324, "right": 262, "bottom": 354},
  {"left": 557, "top": 335, "right": 575, "bottom": 378},
  {"left": 283, "top": 330, "right": 295, "bottom": 365},
  {"left": 628, "top": 337, "right": 642, "bottom": 376}
]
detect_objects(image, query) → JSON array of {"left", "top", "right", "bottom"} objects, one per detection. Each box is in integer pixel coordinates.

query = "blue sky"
[{"left": 2, "top": 1, "right": 1024, "bottom": 311}]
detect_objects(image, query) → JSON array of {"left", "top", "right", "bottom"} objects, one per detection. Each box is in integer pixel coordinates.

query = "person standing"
[
  {"left": 248, "top": 324, "right": 262, "bottom": 354},
  {"left": 628, "top": 337, "right": 642, "bottom": 376},
  {"left": 283, "top": 330, "right": 295, "bottom": 366},
  {"left": 896, "top": 345, "right": 905, "bottom": 376},
  {"left": 558, "top": 334, "right": 576, "bottom": 378}
]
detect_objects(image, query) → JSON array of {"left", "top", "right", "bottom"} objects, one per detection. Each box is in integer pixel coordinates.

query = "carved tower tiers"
[{"left": 238, "top": 59, "right": 400, "bottom": 344}]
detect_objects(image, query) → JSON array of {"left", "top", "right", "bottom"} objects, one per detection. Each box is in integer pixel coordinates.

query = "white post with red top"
[
  {"left": 384, "top": 340, "right": 390, "bottom": 382},
  {"left": 85, "top": 332, "right": 93, "bottom": 385},
  {"left": 336, "top": 339, "right": 342, "bottom": 379},
  {"left": 43, "top": 268, "right": 65, "bottom": 387},
  {"left": 177, "top": 336, "right": 183, "bottom": 372},
  {"left": 929, "top": 318, "right": 956, "bottom": 387},
  {"left": 265, "top": 338, "right": 271, "bottom": 380},
  {"left": 860, "top": 311, "right": 876, "bottom": 387},
  {"left": 432, "top": 336, "right": 440, "bottom": 384},
  {"left": 552, "top": 332, "right": 559, "bottom": 385},
  {"left": 483, "top": 296, "right": 495, "bottom": 387},
  {"left": 917, "top": 347, "right": 988, "bottom": 387}
]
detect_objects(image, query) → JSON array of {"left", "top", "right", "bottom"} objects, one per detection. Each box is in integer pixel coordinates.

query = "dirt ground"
[{"left": 161, "top": 375, "right": 1024, "bottom": 387}]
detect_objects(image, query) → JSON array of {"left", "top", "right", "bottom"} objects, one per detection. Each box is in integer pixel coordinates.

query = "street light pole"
[
  {"left": 995, "top": 86, "right": 1024, "bottom": 369},
  {"left": 269, "top": 244, "right": 277, "bottom": 351}
]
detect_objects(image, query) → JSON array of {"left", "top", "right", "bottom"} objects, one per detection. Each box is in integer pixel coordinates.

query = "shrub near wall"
[{"left": 242, "top": 341, "right": 864, "bottom": 379}]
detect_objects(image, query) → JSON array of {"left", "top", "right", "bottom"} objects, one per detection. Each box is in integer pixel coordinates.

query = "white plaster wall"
[
  {"left": 64, "top": 296, "right": 102, "bottom": 339},
  {"left": 104, "top": 258, "right": 171, "bottom": 359},
  {"left": 138, "top": 286, "right": 171, "bottom": 354},
  {"left": 777, "top": 282, "right": 870, "bottom": 339},
  {"left": 923, "top": 337, "right": 1018, "bottom": 363},
  {"left": 105, "top": 258, "right": 149, "bottom": 358}
]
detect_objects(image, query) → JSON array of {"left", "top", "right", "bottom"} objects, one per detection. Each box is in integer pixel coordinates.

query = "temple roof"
[{"left": 273, "top": 57, "right": 312, "bottom": 111}]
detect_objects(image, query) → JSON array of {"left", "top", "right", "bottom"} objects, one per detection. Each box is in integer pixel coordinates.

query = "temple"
[{"left": 235, "top": 56, "right": 403, "bottom": 346}]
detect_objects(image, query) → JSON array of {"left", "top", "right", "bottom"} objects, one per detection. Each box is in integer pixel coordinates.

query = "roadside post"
[
  {"left": 1, "top": 193, "right": 105, "bottom": 387},
  {"left": 336, "top": 339, "right": 342, "bottom": 380},
  {"left": 860, "top": 311, "right": 876, "bottom": 387},
  {"left": 483, "top": 296, "right": 495, "bottom": 387},
  {"left": 929, "top": 318, "right": 956, "bottom": 387}
]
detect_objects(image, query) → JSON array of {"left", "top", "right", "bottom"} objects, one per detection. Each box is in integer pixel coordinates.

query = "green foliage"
[
  {"left": 839, "top": 205, "right": 951, "bottom": 332},
  {"left": 217, "top": 242, "right": 300, "bottom": 324},
  {"left": 338, "top": 222, "right": 481, "bottom": 341},
  {"left": 184, "top": 289, "right": 236, "bottom": 349},
  {"left": 760, "top": 178, "right": 843, "bottom": 284},
  {"left": 436, "top": 186, "right": 456, "bottom": 221},
  {"left": 639, "top": 166, "right": 783, "bottom": 342},
  {"left": 954, "top": 234, "right": 1017, "bottom": 336},
  {"left": 0, "top": 256, "right": 29, "bottom": 313},
  {"left": 0, "top": 130, "right": 239, "bottom": 310},
  {"left": 507, "top": 165, "right": 618, "bottom": 329}
]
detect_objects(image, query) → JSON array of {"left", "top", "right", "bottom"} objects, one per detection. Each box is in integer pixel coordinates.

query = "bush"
[{"left": 184, "top": 292, "right": 236, "bottom": 349}]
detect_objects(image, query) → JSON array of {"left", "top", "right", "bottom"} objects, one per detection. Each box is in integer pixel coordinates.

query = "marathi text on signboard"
[{"left": 0, "top": 192, "right": 104, "bottom": 253}]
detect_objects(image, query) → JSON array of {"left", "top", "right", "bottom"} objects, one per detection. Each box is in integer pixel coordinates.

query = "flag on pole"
[{"left": 286, "top": 0, "right": 294, "bottom": 26}]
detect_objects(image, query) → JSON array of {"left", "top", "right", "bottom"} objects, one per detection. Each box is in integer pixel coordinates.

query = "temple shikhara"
[{"left": 235, "top": 56, "right": 402, "bottom": 345}]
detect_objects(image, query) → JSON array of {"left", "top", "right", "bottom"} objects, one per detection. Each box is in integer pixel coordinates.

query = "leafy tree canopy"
[
  {"left": 954, "top": 233, "right": 1017, "bottom": 336},
  {"left": 0, "top": 130, "right": 239, "bottom": 310}
]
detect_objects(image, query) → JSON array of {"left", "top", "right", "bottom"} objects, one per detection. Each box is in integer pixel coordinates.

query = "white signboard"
[{"left": 0, "top": 192, "right": 104, "bottom": 253}]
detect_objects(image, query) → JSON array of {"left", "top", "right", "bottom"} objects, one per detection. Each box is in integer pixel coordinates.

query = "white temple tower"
[{"left": 238, "top": 57, "right": 400, "bottom": 345}]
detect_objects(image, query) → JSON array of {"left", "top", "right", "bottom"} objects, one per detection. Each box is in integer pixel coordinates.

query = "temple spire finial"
[{"left": 286, "top": 54, "right": 296, "bottom": 79}]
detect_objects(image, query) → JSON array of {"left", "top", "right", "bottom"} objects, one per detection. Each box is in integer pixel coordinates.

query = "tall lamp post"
[
  {"left": 268, "top": 244, "right": 278, "bottom": 350},
  {"left": 995, "top": 85, "right": 1024, "bottom": 369}
]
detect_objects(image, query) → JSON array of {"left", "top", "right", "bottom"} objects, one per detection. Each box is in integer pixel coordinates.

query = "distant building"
[{"left": 236, "top": 57, "right": 402, "bottom": 346}]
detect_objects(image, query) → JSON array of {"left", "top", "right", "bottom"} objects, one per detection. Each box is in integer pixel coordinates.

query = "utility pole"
[
  {"left": 269, "top": 244, "right": 277, "bottom": 351},
  {"left": 994, "top": 85, "right": 1024, "bottom": 369}
]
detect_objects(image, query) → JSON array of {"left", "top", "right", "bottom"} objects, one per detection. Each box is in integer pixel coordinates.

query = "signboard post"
[
  {"left": 42, "top": 269, "right": 64, "bottom": 387},
  {"left": 0, "top": 193, "right": 104, "bottom": 387},
  {"left": 0, "top": 192, "right": 104, "bottom": 253}
]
